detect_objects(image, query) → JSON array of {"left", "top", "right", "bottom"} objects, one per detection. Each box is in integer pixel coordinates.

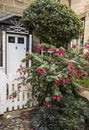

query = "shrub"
[
  {"left": 22, "top": 0, "right": 83, "bottom": 48},
  {"left": 15, "top": 43, "right": 89, "bottom": 130},
  {"left": 17, "top": 43, "right": 89, "bottom": 106}
]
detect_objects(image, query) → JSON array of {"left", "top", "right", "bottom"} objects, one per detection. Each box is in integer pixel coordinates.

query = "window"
[
  {"left": 18, "top": 37, "right": 24, "bottom": 44},
  {"left": 8, "top": 36, "right": 15, "bottom": 43},
  {"left": 68, "top": 0, "right": 71, "bottom": 7},
  {"left": 16, "top": 0, "right": 24, "bottom": 2},
  {"left": 56, "top": 0, "right": 60, "bottom": 2},
  {"left": 81, "top": 17, "right": 85, "bottom": 46}
]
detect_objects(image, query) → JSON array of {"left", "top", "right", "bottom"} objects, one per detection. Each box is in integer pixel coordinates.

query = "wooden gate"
[{"left": 0, "top": 73, "right": 34, "bottom": 115}]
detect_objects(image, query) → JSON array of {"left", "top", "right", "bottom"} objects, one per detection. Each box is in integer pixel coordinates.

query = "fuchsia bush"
[{"left": 12, "top": 43, "right": 89, "bottom": 108}]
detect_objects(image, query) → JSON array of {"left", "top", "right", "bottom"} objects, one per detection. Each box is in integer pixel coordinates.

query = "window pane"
[
  {"left": 8, "top": 36, "right": 15, "bottom": 43},
  {"left": 18, "top": 37, "right": 24, "bottom": 44}
]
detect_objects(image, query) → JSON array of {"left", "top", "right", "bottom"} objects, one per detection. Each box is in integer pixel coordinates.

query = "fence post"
[{"left": 0, "top": 73, "right": 6, "bottom": 115}]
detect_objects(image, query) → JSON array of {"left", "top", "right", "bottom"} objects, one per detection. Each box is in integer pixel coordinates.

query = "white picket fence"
[{"left": 0, "top": 73, "right": 35, "bottom": 115}]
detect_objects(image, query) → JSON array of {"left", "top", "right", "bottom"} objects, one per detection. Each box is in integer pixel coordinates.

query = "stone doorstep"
[{"left": 79, "top": 90, "right": 89, "bottom": 100}]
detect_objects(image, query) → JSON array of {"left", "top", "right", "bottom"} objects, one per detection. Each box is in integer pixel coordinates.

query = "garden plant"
[{"left": 15, "top": 43, "right": 89, "bottom": 130}]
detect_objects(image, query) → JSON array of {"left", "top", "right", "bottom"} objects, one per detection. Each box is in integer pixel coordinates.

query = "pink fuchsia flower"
[
  {"left": 54, "top": 78, "right": 62, "bottom": 88},
  {"left": 55, "top": 78, "right": 63, "bottom": 84},
  {"left": 63, "top": 78, "right": 70, "bottom": 83},
  {"left": 37, "top": 68, "right": 46, "bottom": 75},
  {"left": 86, "top": 63, "right": 89, "bottom": 66},
  {"left": 81, "top": 87, "right": 86, "bottom": 93},
  {"left": 85, "top": 44, "right": 89, "bottom": 49},
  {"left": 51, "top": 95, "right": 57, "bottom": 100},
  {"left": 19, "top": 64, "right": 23, "bottom": 68},
  {"left": 48, "top": 48, "right": 56, "bottom": 53},
  {"left": 51, "top": 95, "right": 62, "bottom": 102},
  {"left": 9, "top": 94, "right": 14, "bottom": 99},
  {"left": 30, "top": 128, "right": 34, "bottom": 130},
  {"left": 19, "top": 70, "right": 27, "bottom": 75},
  {"left": 44, "top": 102, "right": 51, "bottom": 108},
  {"left": 71, "top": 70, "right": 76, "bottom": 77},
  {"left": 18, "top": 84, "right": 21, "bottom": 91},
  {"left": 68, "top": 62, "right": 74, "bottom": 69},
  {"left": 69, "top": 69, "right": 82, "bottom": 78},
  {"left": 47, "top": 103, "right": 51, "bottom": 108},
  {"left": 56, "top": 50, "right": 65, "bottom": 56},
  {"left": 19, "top": 71, "right": 22, "bottom": 75},
  {"left": 68, "top": 70, "right": 71, "bottom": 75},
  {"left": 75, "top": 69, "right": 83, "bottom": 78},
  {"left": 36, "top": 45, "right": 44, "bottom": 51},
  {"left": 57, "top": 96, "right": 62, "bottom": 101},
  {"left": 84, "top": 53, "right": 89, "bottom": 58},
  {"left": 54, "top": 83, "right": 58, "bottom": 88},
  {"left": 72, "top": 44, "right": 77, "bottom": 48},
  {"left": 22, "top": 70, "right": 27, "bottom": 75},
  {"left": 83, "top": 75, "right": 88, "bottom": 79}
]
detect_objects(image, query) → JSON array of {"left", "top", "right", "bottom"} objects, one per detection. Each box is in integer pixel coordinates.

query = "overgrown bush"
[
  {"left": 17, "top": 43, "right": 89, "bottom": 106},
  {"left": 22, "top": 0, "right": 83, "bottom": 48}
]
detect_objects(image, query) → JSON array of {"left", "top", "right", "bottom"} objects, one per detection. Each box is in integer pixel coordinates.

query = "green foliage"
[
  {"left": 18, "top": 43, "right": 89, "bottom": 106},
  {"left": 22, "top": 0, "right": 83, "bottom": 48},
  {"left": 30, "top": 98, "right": 89, "bottom": 130},
  {"left": 17, "top": 43, "right": 89, "bottom": 130}
]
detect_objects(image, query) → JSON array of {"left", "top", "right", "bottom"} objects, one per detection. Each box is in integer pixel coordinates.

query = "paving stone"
[
  {"left": 15, "top": 120, "right": 22, "bottom": 124},
  {"left": 19, "top": 128, "right": 24, "bottom": 130},
  {"left": 0, "top": 128, "right": 4, "bottom": 130},
  {"left": 3, "top": 128, "right": 10, "bottom": 130},
  {"left": 13, "top": 127, "right": 19, "bottom": 130},
  {"left": 0, "top": 109, "right": 33, "bottom": 130}
]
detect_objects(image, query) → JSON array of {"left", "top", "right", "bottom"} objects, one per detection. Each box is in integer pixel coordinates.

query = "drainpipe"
[{"left": 68, "top": 0, "right": 71, "bottom": 7}]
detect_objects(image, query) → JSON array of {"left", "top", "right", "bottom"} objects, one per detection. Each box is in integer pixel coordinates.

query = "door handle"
[{"left": 16, "top": 47, "right": 17, "bottom": 49}]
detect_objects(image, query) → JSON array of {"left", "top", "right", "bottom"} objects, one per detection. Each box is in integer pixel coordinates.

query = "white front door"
[{"left": 7, "top": 34, "right": 26, "bottom": 75}]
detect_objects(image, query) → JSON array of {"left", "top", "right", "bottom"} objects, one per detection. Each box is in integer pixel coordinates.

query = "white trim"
[
  {"left": 0, "top": 14, "right": 22, "bottom": 22},
  {"left": 29, "top": 34, "right": 32, "bottom": 53},
  {"left": 29, "top": 34, "right": 32, "bottom": 67},
  {"left": 0, "top": 73, "right": 6, "bottom": 115},
  {"left": 2, "top": 31, "right": 6, "bottom": 73}
]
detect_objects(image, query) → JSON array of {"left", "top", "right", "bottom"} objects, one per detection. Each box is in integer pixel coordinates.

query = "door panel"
[{"left": 7, "top": 34, "right": 26, "bottom": 75}]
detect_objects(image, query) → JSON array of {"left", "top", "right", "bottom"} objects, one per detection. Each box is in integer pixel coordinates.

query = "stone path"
[{"left": 0, "top": 108, "right": 35, "bottom": 130}]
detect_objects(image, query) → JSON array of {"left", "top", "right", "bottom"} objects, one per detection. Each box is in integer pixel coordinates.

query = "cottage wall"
[
  {"left": 0, "top": 0, "right": 31, "bottom": 17},
  {"left": 61, "top": 0, "right": 89, "bottom": 44}
]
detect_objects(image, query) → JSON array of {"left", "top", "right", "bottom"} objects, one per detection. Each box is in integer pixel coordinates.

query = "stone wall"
[
  {"left": 61, "top": 0, "right": 89, "bottom": 44},
  {"left": 0, "top": 0, "right": 31, "bottom": 18}
]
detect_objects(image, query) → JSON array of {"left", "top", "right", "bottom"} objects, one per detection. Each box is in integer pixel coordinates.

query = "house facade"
[
  {"left": 0, "top": 0, "right": 32, "bottom": 75},
  {"left": 61, "top": 0, "right": 89, "bottom": 46}
]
